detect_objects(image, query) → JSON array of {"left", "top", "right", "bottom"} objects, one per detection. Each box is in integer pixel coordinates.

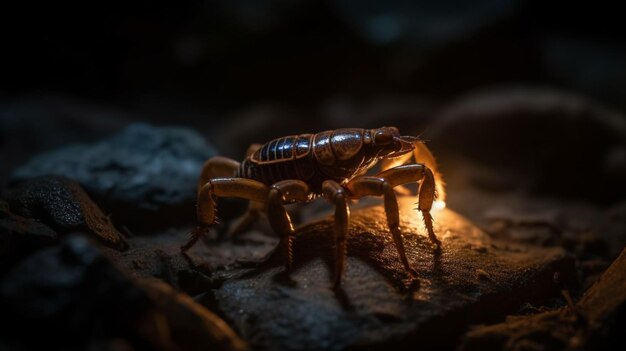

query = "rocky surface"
[
  {"left": 460, "top": 247, "right": 626, "bottom": 351},
  {"left": 2, "top": 175, "right": 127, "bottom": 251},
  {"left": 118, "top": 227, "right": 278, "bottom": 287},
  {"left": 0, "top": 199, "right": 58, "bottom": 272},
  {"left": 207, "top": 198, "right": 577, "bottom": 350},
  {"left": 11, "top": 123, "right": 217, "bottom": 231},
  {"left": 1, "top": 90, "right": 624, "bottom": 350},
  {"left": 0, "top": 236, "right": 246, "bottom": 351}
]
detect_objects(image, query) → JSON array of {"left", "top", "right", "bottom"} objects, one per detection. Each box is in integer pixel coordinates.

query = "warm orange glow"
[
  {"left": 412, "top": 141, "right": 446, "bottom": 212},
  {"left": 434, "top": 180, "right": 446, "bottom": 211},
  {"left": 433, "top": 200, "right": 446, "bottom": 211}
]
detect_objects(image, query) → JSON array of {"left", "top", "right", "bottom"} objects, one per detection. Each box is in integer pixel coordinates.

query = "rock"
[
  {"left": 140, "top": 279, "right": 247, "bottom": 351},
  {"left": 0, "top": 235, "right": 246, "bottom": 351},
  {"left": 460, "top": 247, "right": 626, "bottom": 351},
  {"left": 11, "top": 123, "right": 217, "bottom": 231},
  {"left": 207, "top": 198, "right": 577, "bottom": 350},
  {"left": 0, "top": 235, "right": 152, "bottom": 349},
  {"left": 3, "top": 176, "right": 127, "bottom": 250},
  {"left": 0, "top": 199, "right": 58, "bottom": 272},
  {"left": 427, "top": 89, "right": 626, "bottom": 203},
  {"left": 118, "top": 227, "right": 278, "bottom": 288}
]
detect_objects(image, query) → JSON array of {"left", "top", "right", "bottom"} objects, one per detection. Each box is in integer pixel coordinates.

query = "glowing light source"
[
  {"left": 433, "top": 180, "right": 446, "bottom": 211},
  {"left": 433, "top": 200, "right": 446, "bottom": 211},
  {"left": 411, "top": 140, "right": 447, "bottom": 212}
]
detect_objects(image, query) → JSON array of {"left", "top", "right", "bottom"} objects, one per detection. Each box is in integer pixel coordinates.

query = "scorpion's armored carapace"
[{"left": 237, "top": 127, "right": 417, "bottom": 193}]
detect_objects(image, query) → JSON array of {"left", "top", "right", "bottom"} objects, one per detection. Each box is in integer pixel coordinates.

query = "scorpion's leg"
[
  {"left": 246, "top": 143, "right": 262, "bottom": 157},
  {"left": 181, "top": 178, "right": 269, "bottom": 252},
  {"left": 199, "top": 154, "right": 265, "bottom": 238},
  {"left": 380, "top": 151, "right": 413, "bottom": 172},
  {"left": 379, "top": 152, "right": 414, "bottom": 196},
  {"left": 227, "top": 201, "right": 264, "bottom": 238},
  {"left": 198, "top": 156, "right": 240, "bottom": 193},
  {"left": 267, "top": 180, "right": 311, "bottom": 272},
  {"left": 322, "top": 180, "right": 350, "bottom": 289},
  {"left": 226, "top": 143, "right": 265, "bottom": 237},
  {"left": 347, "top": 176, "right": 417, "bottom": 276},
  {"left": 413, "top": 142, "right": 446, "bottom": 203},
  {"left": 376, "top": 164, "right": 441, "bottom": 247},
  {"left": 412, "top": 142, "right": 440, "bottom": 179}
]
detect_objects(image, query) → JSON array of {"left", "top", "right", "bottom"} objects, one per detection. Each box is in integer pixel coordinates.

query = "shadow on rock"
[{"left": 206, "top": 199, "right": 577, "bottom": 350}]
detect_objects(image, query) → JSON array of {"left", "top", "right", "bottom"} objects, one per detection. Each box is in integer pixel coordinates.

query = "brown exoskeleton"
[{"left": 182, "top": 127, "right": 444, "bottom": 288}]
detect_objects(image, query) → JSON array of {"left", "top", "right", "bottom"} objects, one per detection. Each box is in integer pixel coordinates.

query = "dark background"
[{"left": 2, "top": 0, "right": 626, "bottom": 182}]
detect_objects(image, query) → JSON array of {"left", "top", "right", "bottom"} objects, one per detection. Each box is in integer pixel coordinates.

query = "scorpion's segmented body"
[
  {"left": 238, "top": 129, "right": 392, "bottom": 193},
  {"left": 184, "top": 126, "right": 445, "bottom": 289}
]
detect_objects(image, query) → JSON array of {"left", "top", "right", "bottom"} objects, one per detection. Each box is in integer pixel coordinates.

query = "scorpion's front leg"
[
  {"left": 181, "top": 178, "right": 269, "bottom": 252},
  {"left": 379, "top": 152, "right": 414, "bottom": 196},
  {"left": 347, "top": 176, "right": 418, "bottom": 277},
  {"left": 379, "top": 151, "right": 413, "bottom": 172},
  {"left": 267, "top": 180, "right": 311, "bottom": 273},
  {"left": 322, "top": 180, "right": 350, "bottom": 289},
  {"left": 376, "top": 164, "right": 441, "bottom": 248}
]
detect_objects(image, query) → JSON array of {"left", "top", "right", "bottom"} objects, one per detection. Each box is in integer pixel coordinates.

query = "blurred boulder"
[
  {"left": 427, "top": 89, "right": 626, "bottom": 203},
  {"left": 0, "top": 235, "right": 246, "bottom": 351},
  {"left": 12, "top": 123, "right": 218, "bottom": 231}
]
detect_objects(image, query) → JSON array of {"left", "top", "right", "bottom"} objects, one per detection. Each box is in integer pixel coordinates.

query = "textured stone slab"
[
  {"left": 460, "top": 247, "right": 626, "bottom": 351},
  {"left": 11, "top": 123, "right": 217, "bottom": 231},
  {"left": 210, "top": 198, "right": 577, "bottom": 350}
]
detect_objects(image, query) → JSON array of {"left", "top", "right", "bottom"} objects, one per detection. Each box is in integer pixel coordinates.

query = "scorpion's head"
[{"left": 366, "top": 126, "right": 418, "bottom": 159}]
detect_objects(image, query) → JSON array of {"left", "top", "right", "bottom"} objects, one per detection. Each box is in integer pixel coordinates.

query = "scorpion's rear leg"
[
  {"left": 376, "top": 164, "right": 441, "bottom": 248},
  {"left": 322, "top": 180, "right": 350, "bottom": 289},
  {"left": 226, "top": 143, "right": 265, "bottom": 237},
  {"left": 246, "top": 143, "right": 262, "bottom": 157},
  {"left": 227, "top": 201, "right": 264, "bottom": 239},
  {"left": 267, "top": 180, "right": 311, "bottom": 273},
  {"left": 181, "top": 178, "right": 269, "bottom": 252},
  {"left": 198, "top": 156, "right": 241, "bottom": 192},
  {"left": 347, "top": 176, "right": 417, "bottom": 277},
  {"left": 199, "top": 153, "right": 267, "bottom": 238}
]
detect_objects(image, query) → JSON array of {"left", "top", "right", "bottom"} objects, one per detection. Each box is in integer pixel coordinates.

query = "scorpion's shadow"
[{"left": 224, "top": 214, "right": 444, "bottom": 307}]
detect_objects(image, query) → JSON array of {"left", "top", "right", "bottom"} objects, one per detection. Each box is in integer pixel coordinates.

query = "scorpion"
[{"left": 181, "top": 127, "right": 445, "bottom": 288}]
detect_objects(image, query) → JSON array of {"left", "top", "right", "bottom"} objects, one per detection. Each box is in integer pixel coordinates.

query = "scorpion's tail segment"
[
  {"left": 413, "top": 141, "right": 446, "bottom": 204},
  {"left": 417, "top": 167, "right": 442, "bottom": 248}
]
